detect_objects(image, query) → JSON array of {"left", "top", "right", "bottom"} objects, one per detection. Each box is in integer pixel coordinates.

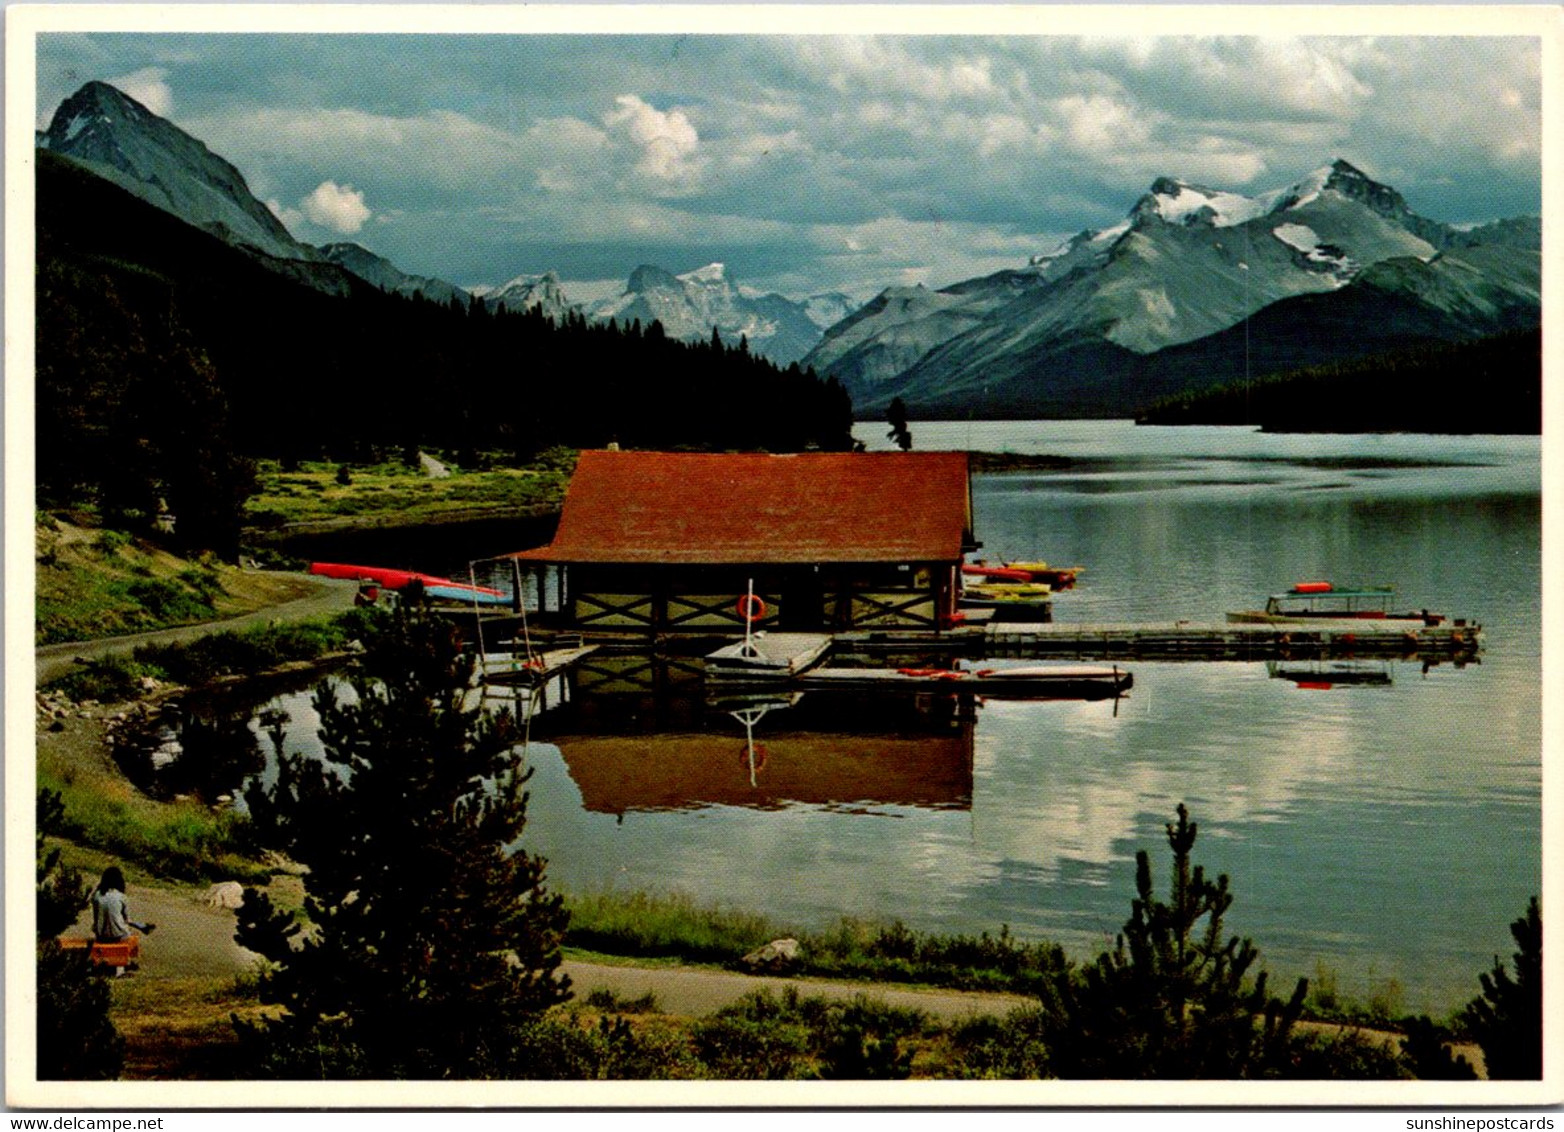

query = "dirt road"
[{"left": 36, "top": 574, "right": 360, "bottom": 685}]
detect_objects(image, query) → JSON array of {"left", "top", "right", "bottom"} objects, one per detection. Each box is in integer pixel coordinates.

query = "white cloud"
[
  {"left": 301, "top": 180, "right": 371, "bottom": 234},
  {"left": 264, "top": 197, "right": 304, "bottom": 232},
  {"left": 604, "top": 94, "right": 701, "bottom": 183},
  {"left": 108, "top": 66, "right": 173, "bottom": 116}
]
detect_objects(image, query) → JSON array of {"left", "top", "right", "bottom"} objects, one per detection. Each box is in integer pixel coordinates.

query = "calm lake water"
[{"left": 245, "top": 422, "right": 1543, "bottom": 1014}]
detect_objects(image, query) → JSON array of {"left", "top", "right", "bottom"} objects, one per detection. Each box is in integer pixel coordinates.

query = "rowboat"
[{"left": 1227, "top": 583, "right": 1446, "bottom": 625}]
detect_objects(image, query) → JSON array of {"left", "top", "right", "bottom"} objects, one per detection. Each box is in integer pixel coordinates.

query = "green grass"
[
  {"left": 39, "top": 767, "right": 264, "bottom": 884},
  {"left": 245, "top": 450, "right": 574, "bottom": 529},
  {"left": 36, "top": 535, "right": 223, "bottom": 645},
  {"left": 129, "top": 609, "right": 377, "bottom": 687},
  {"left": 564, "top": 889, "right": 780, "bottom": 964},
  {"left": 41, "top": 610, "right": 378, "bottom": 703},
  {"left": 562, "top": 889, "right": 1069, "bottom": 995}
]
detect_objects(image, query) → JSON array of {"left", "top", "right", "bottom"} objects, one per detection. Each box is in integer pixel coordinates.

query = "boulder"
[
  {"left": 740, "top": 937, "right": 801, "bottom": 973},
  {"left": 206, "top": 881, "right": 245, "bottom": 909}
]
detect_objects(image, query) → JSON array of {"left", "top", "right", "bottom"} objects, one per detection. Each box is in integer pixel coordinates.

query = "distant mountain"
[
  {"left": 590, "top": 263, "right": 838, "bottom": 365},
  {"left": 805, "top": 160, "right": 1540, "bottom": 417},
  {"left": 317, "top": 242, "right": 468, "bottom": 306},
  {"left": 38, "top": 80, "right": 315, "bottom": 264},
  {"left": 481, "top": 270, "right": 576, "bottom": 322},
  {"left": 37, "top": 82, "right": 477, "bottom": 310}
]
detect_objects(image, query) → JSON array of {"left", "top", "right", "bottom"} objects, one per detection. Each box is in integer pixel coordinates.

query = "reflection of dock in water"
[
  {"left": 532, "top": 687, "right": 976, "bottom": 815},
  {"left": 1266, "top": 659, "right": 1394, "bottom": 689}
]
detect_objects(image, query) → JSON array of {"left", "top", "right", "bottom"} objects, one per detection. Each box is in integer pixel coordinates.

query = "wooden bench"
[{"left": 57, "top": 937, "right": 139, "bottom": 967}]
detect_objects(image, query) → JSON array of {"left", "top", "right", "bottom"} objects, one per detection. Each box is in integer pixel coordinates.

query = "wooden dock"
[
  {"left": 478, "top": 645, "right": 598, "bottom": 685},
  {"left": 704, "top": 633, "right": 834, "bottom": 679},
  {"left": 984, "top": 619, "right": 1481, "bottom": 660},
  {"left": 793, "top": 664, "right": 1132, "bottom": 699}
]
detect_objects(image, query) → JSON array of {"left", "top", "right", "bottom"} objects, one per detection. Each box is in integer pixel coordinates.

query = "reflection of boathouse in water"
[
  {"left": 528, "top": 674, "right": 976, "bottom": 815},
  {"left": 509, "top": 450, "right": 978, "bottom": 633}
]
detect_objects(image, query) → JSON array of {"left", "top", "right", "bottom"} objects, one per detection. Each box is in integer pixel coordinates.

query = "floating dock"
[
  {"left": 792, "top": 664, "right": 1132, "bottom": 699},
  {"left": 984, "top": 619, "right": 1480, "bottom": 660},
  {"left": 478, "top": 645, "right": 598, "bottom": 685},
  {"left": 705, "top": 633, "right": 834, "bottom": 679}
]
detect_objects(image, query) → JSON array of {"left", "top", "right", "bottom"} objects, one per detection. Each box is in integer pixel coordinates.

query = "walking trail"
[
  {"left": 36, "top": 573, "right": 360, "bottom": 685},
  {"left": 69, "top": 878, "right": 1032, "bottom": 1022}
]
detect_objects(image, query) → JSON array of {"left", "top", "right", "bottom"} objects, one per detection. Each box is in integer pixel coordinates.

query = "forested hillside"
[
  {"left": 1135, "top": 330, "right": 1540, "bottom": 434},
  {"left": 36, "top": 150, "right": 855, "bottom": 553}
]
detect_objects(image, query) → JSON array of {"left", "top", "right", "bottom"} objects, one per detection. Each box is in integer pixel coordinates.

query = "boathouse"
[{"left": 510, "top": 449, "right": 977, "bottom": 633}]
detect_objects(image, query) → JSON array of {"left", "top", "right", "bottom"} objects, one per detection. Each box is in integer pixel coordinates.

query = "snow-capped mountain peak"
[
  {"left": 803, "top": 157, "right": 1538, "bottom": 417},
  {"left": 679, "top": 262, "right": 728, "bottom": 286},
  {"left": 1138, "top": 176, "right": 1269, "bottom": 229}
]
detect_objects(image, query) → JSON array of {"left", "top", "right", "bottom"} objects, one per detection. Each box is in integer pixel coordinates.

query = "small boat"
[
  {"left": 962, "top": 562, "right": 1034, "bottom": 582},
  {"left": 424, "top": 583, "right": 513, "bottom": 606},
  {"left": 960, "top": 581, "right": 1053, "bottom": 607},
  {"left": 309, "top": 562, "right": 507, "bottom": 603},
  {"left": 1004, "top": 561, "right": 1083, "bottom": 590},
  {"left": 311, "top": 561, "right": 450, "bottom": 588},
  {"left": 1228, "top": 583, "right": 1447, "bottom": 625}
]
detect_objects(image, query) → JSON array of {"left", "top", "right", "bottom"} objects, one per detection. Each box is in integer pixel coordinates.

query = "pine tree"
[
  {"left": 233, "top": 605, "right": 571, "bottom": 1078},
  {"left": 1052, "top": 804, "right": 1306, "bottom": 1078},
  {"left": 36, "top": 790, "right": 123, "bottom": 1080},
  {"left": 1463, "top": 897, "right": 1542, "bottom": 1079},
  {"left": 886, "top": 397, "right": 913, "bottom": 451}
]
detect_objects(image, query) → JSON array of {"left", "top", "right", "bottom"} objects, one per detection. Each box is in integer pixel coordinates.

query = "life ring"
[
  {"left": 736, "top": 594, "right": 767, "bottom": 622},
  {"left": 739, "top": 743, "right": 768, "bottom": 771}
]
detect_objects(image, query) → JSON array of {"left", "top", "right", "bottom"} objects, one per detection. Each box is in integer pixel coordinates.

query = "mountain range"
[
  {"left": 36, "top": 81, "right": 848, "bottom": 366},
  {"left": 36, "top": 81, "right": 1540, "bottom": 418},
  {"left": 804, "top": 160, "right": 1540, "bottom": 416}
]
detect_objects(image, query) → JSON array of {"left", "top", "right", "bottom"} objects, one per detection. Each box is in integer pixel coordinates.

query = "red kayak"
[
  {"left": 962, "top": 563, "right": 1033, "bottom": 582},
  {"left": 309, "top": 562, "right": 505, "bottom": 598}
]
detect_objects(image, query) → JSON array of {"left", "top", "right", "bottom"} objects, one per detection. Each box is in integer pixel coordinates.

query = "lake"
[{"left": 245, "top": 422, "right": 1544, "bottom": 1015}]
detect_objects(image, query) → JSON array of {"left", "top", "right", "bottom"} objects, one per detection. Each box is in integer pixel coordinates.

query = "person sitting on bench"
[{"left": 90, "top": 866, "right": 154, "bottom": 975}]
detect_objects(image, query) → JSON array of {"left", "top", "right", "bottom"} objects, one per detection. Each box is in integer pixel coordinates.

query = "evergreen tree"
[
  {"left": 1400, "top": 1016, "right": 1477, "bottom": 1080},
  {"left": 1463, "top": 897, "right": 1542, "bottom": 1079},
  {"left": 886, "top": 397, "right": 913, "bottom": 451},
  {"left": 1051, "top": 805, "right": 1306, "bottom": 1078},
  {"left": 233, "top": 605, "right": 571, "bottom": 1078},
  {"left": 36, "top": 789, "right": 123, "bottom": 1080}
]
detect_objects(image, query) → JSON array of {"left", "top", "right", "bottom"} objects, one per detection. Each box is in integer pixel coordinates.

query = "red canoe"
[{"left": 309, "top": 562, "right": 504, "bottom": 597}]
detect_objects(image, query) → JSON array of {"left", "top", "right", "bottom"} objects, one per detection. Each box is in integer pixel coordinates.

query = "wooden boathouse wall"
[
  {"left": 565, "top": 564, "right": 954, "bottom": 631},
  {"left": 509, "top": 450, "right": 976, "bottom": 634}
]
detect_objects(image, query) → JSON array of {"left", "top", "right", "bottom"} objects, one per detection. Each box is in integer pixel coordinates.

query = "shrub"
[
  {"left": 125, "top": 577, "right": 215, "bottom": 623},
  {"left": 1463, "top": 897, "right": 1542, "bottom": 1079}
]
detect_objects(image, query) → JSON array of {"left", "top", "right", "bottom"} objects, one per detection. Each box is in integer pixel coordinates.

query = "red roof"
[{"left": 512, "top": 450, "right": 973, "bottom": 564}]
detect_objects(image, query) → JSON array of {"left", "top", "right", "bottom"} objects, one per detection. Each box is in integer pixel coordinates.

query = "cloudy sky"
[{"left": 34, "top": 24, "right": 1542, "bottom": 302}]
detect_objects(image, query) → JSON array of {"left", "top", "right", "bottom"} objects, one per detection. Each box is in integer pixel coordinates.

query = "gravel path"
[
  {"left": 74, "top": 879, "right": 1030, "bottom": 1020},
  {"left": 36, "top": 574, "right": 360, "bottom": 684}
]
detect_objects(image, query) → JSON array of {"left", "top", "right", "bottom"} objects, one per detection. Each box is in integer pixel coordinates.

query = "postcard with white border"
[{"left": 6, "top": 2, "right": 1560, "bottom": 1111}]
